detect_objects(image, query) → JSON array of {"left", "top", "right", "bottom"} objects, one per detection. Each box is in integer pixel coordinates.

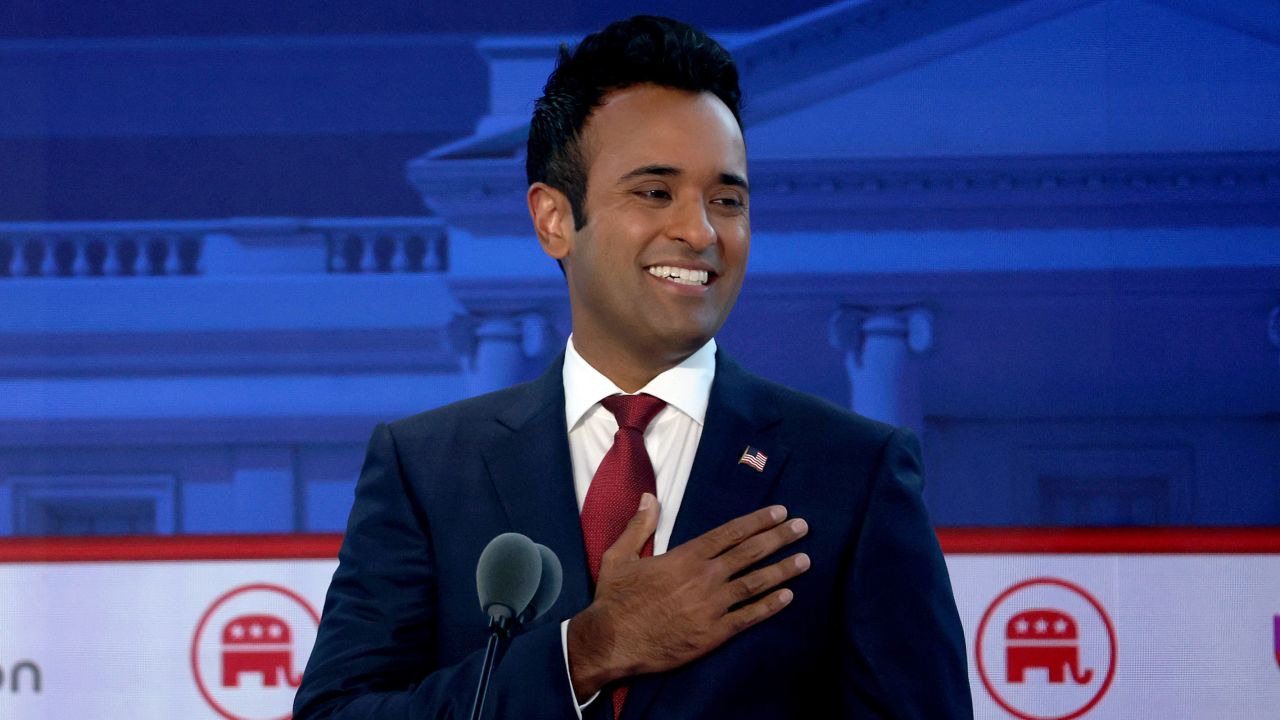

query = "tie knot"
[{"left": 600, "top": 393, "right": 667, "bottom": 432}]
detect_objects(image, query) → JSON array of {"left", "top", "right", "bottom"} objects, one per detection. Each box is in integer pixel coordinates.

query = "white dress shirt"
[{"left": 558, "top": 335, "right": 718, "bottom": 715}]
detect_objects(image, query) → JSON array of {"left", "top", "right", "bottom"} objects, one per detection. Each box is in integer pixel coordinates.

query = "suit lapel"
[
  {"left": 623, "top": 352, "right": 790, "bottom": 720},
  {"left": 479, "top": 356, "right": 593, "bottom": 620},
  {"left": 670, "top": 352, "right": 789, "bottom": 547}
]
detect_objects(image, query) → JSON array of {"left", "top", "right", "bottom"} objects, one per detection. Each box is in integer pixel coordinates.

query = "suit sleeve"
[
  {"left": 293, "top": 423, "right": 579, "bottom": 720},
  {"left": 840, "top": 427, "right": 974, "bottom": 719}
]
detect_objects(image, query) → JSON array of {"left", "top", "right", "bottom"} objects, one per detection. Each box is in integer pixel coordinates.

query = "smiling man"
[
  {"left": 295, "top": 15, "right": 971, "bottom": 720},
  {"left": 529, "top": 82, "right": 749, "bottom": 394}
]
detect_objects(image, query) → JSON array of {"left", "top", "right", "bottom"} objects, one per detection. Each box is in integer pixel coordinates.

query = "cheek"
[
  {"left": 603, "top": 222, "right": 664, "bottom": 274},
  {"left": 716, "top": 220, "right": 750, "bottom": 264},
  {"left": 615, "top": 214, "right": 661, "bottom": 244}
]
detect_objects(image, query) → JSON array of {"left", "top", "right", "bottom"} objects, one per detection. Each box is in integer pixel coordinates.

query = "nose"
[{"left": 667, "top": 197, "right": 716, "bottom": 252}]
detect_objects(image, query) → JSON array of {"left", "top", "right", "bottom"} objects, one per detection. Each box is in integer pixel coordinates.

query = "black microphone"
[
  {"left": 470, "top": 532, "right": 543, "bottom": 720},
  {"left": 476, "top": 532, "right": 543, "bottom": 623},
  {"left": 517, "top": 543, "right": 564, "bottom": 626}
]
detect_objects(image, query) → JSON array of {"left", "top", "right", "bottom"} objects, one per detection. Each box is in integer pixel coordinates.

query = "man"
[{"left": 294, "top": 15, "right": 971, "bottom": 720}]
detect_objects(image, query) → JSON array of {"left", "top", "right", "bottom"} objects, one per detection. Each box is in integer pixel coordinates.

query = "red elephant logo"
[
  {"left": 1005, "top": 608, "right": 1093, "bottom": 684},
  {"left": 976, "top": 577, "right": 1117, "bottom": 720},
  {"left": 220, "top": 614, "right": 302, "bottom": 688},
  {"left": 192, "top": 583, "right": 320, "bottom": 720}
]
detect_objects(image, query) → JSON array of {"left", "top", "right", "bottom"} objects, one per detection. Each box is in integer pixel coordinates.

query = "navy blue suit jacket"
[{"left": 294, "top": 352, "right": 972, "bottom": 719}]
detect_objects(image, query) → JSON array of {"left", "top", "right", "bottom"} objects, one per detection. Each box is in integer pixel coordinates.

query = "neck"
[{"left": 571, "top": 334, "right": 695, "bottom": 393}]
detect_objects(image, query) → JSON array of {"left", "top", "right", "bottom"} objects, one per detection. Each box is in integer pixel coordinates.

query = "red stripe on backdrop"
[
  {"left": 0, "top": 533, "right": 344, "bottom": 563},
  {"left": 0, "top": 528, "right": 1277, "bottom": 563},
  {"left": 938, "top": 527, "right": 1280, "bottom": 554}
]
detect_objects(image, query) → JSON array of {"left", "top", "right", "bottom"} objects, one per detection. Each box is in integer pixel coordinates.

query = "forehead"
[{"left": 580, "top": 84, "right": 746, "bottom": 181}]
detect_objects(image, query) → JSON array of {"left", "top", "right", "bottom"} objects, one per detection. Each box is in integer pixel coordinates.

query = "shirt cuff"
[{"left": 561, "top": 618, "right": 601, "bottom": 717}]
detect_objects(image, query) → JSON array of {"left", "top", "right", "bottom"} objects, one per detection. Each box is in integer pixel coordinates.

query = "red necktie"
[{"left": 579, "top": 393, "right": 666, "bottom": 719}]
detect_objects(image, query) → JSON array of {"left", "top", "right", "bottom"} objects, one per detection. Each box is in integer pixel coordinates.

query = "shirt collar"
[{"left": 563, "top": 335, "right": 717, "bottom": 431}]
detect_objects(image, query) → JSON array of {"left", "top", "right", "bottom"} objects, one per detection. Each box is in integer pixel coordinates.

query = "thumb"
[{"left": 612, "top": 492, "right": 659, "bottom": 560}]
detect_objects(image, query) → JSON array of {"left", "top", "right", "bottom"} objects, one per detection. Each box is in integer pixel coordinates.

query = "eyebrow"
[{"left": 618, "top": 164, "right": 750, "bottom": 193}]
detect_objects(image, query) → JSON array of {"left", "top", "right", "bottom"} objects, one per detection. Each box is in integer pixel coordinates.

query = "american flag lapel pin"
[{"left": 738, "top": 445, "right": 768, "bottom": 472}]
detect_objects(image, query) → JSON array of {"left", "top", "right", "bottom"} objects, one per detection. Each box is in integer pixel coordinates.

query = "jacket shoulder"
[{"left": 384, "top": 376, "right": 548, "bottom": 438}]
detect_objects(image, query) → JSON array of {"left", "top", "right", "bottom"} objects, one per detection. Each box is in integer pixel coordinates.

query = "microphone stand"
[{"left": 469, "top": 614, "right": 515, "bottom": 720}]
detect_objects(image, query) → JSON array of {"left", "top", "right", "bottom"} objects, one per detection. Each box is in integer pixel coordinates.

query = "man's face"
[{"left": 557, "top": 83, "right": 750, "bottom": 366}]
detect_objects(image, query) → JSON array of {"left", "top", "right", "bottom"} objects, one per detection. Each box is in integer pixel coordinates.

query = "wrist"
[{"left": 567, "top": 605, "right": 622, "bottom": 700}]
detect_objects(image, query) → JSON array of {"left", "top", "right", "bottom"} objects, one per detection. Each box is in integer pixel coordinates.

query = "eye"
[
  {"left": 712, "top": 194, "right": 747, "bottom": 211},
  {"left": 635, "top": 188, "right": 672, "bottom": 201}
]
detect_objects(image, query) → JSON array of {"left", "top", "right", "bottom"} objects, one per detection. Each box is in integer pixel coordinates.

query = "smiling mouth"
[{"left": 646, "top": 265, "right": 711, "bottom": 286}]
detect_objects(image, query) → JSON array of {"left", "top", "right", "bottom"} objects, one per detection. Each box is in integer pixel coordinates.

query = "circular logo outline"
[
  {"left": 975, "top": 577, "right": 1118, "bottom": 720},
  {"left": 190, "top": 582, "right": 320, "bottom": 720}
]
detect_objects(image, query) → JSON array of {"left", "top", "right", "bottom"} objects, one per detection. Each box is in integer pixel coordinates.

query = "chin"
[{"left": 647, "top": 328, "right": 715, "bottom": 357}]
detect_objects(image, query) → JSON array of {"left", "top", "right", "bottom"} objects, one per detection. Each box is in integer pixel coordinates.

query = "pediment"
[
  {"left": 747, "top": 0, "right": 1280, "bottom": 158},
  {"left": 407, "top": 0, "right": 1280, "bottom": 234}
]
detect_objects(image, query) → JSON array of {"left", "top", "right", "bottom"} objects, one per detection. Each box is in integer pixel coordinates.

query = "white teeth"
[{"left": 646, "top": 266, "right": 709, "bottom": 286}]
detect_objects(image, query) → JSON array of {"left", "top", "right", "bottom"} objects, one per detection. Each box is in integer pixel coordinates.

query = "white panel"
[
  {"left": 0, "top": 552, "right": 1278, "bottom": 717},
  {"left": 0, "top": 560, "right": 335, "bottom": 719},
  {"left": 948, "top": 555, "right": 1280, "bottom": 719}
]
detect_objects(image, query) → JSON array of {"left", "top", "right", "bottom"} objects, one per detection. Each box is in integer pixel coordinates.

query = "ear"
[{"left": 527, "top": 182, "right": 575, "bottom": 261}]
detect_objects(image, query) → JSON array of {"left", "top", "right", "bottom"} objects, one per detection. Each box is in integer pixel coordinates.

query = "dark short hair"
[{"left": 526, "top": 15, "right": 743, "bottom": 230}]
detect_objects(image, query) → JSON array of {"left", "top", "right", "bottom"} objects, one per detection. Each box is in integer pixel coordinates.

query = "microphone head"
[
  {"left": 519, "top": 544, "right": 564, "bottom": 624},
  {"left": 476, "top": 532, "right": 542, "bottom": 621}
]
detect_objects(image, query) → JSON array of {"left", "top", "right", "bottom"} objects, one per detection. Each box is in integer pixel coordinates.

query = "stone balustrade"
[
  {"left": 317, "top": 220, "right": 449, "bottom": 274},
  {"left": 0, "top": 231, "right": 201, "bottom": 278},
  {"left": 0, "top": 217, "right": 447, "bottom": 279}
]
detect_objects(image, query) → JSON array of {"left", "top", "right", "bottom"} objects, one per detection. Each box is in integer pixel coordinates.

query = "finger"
[
  {"left": 717, "top": 587, "right": 795, "bottom": 639},
  {"left": 605, "top": 492, "right": 660, "bottom": 562},
  {"left": 716, "top": 518, "right": 808, "bottom": 575},
  {"left": 722, "top": 552, "right": 810, "bottom": 605},
  {"left": 689, "top": 504, "right": 788, "bottom": 559}
]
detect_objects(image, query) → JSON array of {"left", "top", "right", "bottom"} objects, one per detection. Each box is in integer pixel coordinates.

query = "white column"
[
  {"left": 472, "top": 315, "right": 525, "bottom": 394},
  {"left": 449, "top": 311, "right": 552, "bottom": 397},
  {"left": 446, "top": 275, "right": 569, "bottom": 396},
  {"left": 829, "top": 306, "right": 933, "bottom": 434}
]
